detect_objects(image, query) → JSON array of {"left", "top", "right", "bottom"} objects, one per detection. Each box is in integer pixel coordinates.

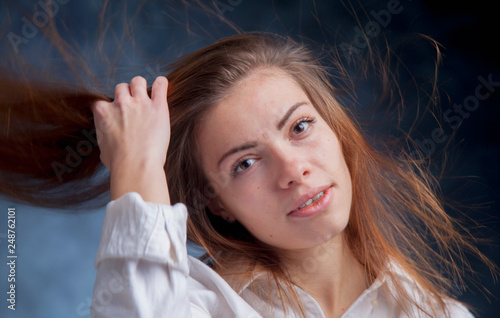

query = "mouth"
[
  {"left": 295, "top": 190, "right": 325, "bottom": 211},
  {"left": 288, "top": 185, "right": 333, "bottom": 218}
]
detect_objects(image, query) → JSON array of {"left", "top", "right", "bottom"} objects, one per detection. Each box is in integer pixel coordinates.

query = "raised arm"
[
  {"left": 91, "top": 75, "right": 171, "bottom": 205},
  {"left": 90, "top": 76, "right": 194, "bottom": 317}
]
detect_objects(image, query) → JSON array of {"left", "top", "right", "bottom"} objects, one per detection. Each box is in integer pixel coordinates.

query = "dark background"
[{"left": 0, "top": 0, "right": 498, "bottom": 317}]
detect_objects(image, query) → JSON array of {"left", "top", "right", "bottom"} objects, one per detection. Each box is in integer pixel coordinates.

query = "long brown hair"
[
  {"left": 0, "top": 32, "right": 494, "bottom": 317},
  {"left": 162, "top": 33, "right": 495, "bottom": 317}
]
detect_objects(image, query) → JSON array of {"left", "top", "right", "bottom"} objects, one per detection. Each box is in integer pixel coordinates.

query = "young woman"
[{"left": 85, "top": 34, "right": 484, "bottom": 317}]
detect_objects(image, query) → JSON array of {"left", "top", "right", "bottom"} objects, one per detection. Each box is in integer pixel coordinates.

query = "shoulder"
[
  {"left": 187, "top": 256, "right": 263, "bottom": 317},
  {"left": 442, "top": 298, "right": 475, "bottom": 318},
  {"left": 384, "top": 263, "right": 475, "bottom": 318}
]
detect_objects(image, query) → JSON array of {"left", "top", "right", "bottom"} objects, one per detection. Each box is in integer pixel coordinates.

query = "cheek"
[
  {"left": 230, "top": 192, "right": 283, "bottom": 233},
  {"left": 310, "top": 131, "right": 340, "bottom": 164},
  {"left": 233, "top": 212, "right": 278, "bottom": 246},
  {"left": 221, "top": 182, "right": 269, "bottom": 217}
]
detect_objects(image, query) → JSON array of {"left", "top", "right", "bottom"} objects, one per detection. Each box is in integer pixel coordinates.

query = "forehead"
[{"left": 210, "top": 69, "right": 307, "bottom": 122}]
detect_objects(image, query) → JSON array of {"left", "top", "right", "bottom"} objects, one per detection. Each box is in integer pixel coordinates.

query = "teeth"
[
  {"left": 297, "top": 191, "right": 325, "bottom": 210},
  {"left": 313, "top": 191, "right": 324, "bottom": 201}
]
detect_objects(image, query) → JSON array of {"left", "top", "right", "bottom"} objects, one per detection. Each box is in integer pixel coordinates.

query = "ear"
[{"left": 208, "top": 198, "right": 235, "bottom": 223}]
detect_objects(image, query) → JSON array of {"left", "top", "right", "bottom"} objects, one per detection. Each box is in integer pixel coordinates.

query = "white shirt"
[{"left": 91, "top": 192, "right": 474, "bottom": 317}]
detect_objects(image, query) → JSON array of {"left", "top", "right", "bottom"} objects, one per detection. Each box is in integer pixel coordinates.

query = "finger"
[
  {"left": 151, "top": 76, "right": 168, "bottom": 105},
  {"left": 114, "top": 83, "right": 131, "bottom": 102},
  {"left": 91, "top": 99, "right": 112, "bottom": 114},
  {"left": 91, "top": 100, "right": 115, "bottom": 134},
  {"left": 130, "top": 76, "right": 148, "bottom": 98}
]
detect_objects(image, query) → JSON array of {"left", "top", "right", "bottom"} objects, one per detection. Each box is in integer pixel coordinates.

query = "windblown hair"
[{"left": 0, "top": 33, "right": 492, "bottom": 317}]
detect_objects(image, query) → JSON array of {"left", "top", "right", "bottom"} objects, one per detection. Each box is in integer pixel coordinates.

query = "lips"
[{"left": 289, "top": 185, "right": 333, "bottom": 215}]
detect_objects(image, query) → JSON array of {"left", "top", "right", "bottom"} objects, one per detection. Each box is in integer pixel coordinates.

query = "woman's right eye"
[{"left": 232, "top": 158, "right": 256, "bottom": 176}]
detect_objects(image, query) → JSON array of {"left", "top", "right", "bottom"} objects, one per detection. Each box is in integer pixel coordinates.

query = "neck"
[{"left": 277, "top": 233, "right": 370, "bottom": 318}]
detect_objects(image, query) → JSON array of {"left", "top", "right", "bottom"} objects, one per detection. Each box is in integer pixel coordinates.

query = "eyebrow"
[
  {"left": 276, "top": 101, "right": 308, "bottom": 130},
  {"left": 217, "top": 142, "right": 257, "bottom": 169},
  {"left": 217, "top": 101, "right": 308, "bottom": 169}
]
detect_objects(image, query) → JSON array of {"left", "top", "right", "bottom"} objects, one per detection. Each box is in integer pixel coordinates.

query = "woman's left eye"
[{"left": 292, "top": 117, "right": 315, "bottom": 135}]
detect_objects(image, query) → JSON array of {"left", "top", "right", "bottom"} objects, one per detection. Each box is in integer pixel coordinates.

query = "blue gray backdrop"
[{"left": 0, "top": 0, "right": 499, "bottom": 317}]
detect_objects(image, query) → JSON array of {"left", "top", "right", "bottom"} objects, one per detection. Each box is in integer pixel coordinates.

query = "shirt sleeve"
[{"left": 90, "top": 192, "right": 200, "bottom": 318}]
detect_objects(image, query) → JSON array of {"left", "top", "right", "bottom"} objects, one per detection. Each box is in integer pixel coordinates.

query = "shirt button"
[{"left": 371, "top": 298, "right": 379, "bottom": 307}]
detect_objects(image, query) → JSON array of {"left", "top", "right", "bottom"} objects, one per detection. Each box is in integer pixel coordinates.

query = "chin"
[{"left": 312, "top": 216, "right": 349, "bottom": 244}]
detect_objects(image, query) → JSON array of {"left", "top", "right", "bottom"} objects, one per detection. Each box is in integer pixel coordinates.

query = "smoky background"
[{"left": 0, "top": 0, "right": 498, "bottom": 317}]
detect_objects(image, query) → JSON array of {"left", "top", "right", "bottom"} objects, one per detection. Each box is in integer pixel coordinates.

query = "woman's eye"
[
  {"left": 292, "top": 118, "right": 315, "bottom": 135},
  {"left": 232, "top": 158, "right": 256, "bottom": 175}
]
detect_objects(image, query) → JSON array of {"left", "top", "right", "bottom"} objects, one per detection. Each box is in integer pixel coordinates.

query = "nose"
[{"left": 273, "top": 144, "right": 311, "bottom": 189}]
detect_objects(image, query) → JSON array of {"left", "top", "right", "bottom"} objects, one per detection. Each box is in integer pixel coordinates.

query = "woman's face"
[{"left": 197, "top": 68, "right": 352, "bottom": 252}]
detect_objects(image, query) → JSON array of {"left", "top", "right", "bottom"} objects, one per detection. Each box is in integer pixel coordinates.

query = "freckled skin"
[{"left": 197, "top": 68, "right": 352, "bottom": 253}]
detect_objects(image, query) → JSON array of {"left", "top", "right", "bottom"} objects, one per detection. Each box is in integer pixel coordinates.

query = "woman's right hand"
[{"left": 91, "top": 76, "right": 171, "bottom": 204}]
